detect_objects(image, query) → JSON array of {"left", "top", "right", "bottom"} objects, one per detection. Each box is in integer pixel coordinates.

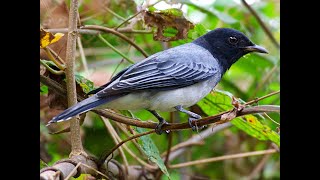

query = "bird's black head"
[{"left": 193, "top": 28, "right": 268, "bottom": 73}]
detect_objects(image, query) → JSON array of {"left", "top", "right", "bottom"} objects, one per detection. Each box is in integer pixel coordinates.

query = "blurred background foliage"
[{"left": 40, "top": 0, "right": 279, "bottom": 179}]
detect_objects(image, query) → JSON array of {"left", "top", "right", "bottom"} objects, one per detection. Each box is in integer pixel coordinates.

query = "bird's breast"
[{"left": 149, "top": 76, "right": 221, "bottom": 111}]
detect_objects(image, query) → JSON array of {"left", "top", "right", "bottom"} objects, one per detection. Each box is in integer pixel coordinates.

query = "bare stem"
[
  {"left": 46, "top": 28, "right": 153, "bottom": 35},
  {"left": 44, "top": 47, "right": 65, "bottom": 70},
  {"left": 81, "top": 25, "right": 149, "bottom": 57},
  {"left": 40, "top": 60, "right": 64, "bottom": 75},
  {"left": 98, "top": 34, "right": 135, "bottom": 64},
  {"left": 99, "top": 130, "right": 155, "bottom": 166},
  {"left": 101, "top": 117, "right": 129, "bottom": 175},
  {"left": 76, "top": 37, "right": 89, "bottom": 75},
  {"left": 245, "top": 90, "right": 280, "bottom": 106},
  {"left": 241, "top": 0, "right": 280, "bottom": 49},
  {"left": 65, "top": 0, "right": 84, "bottom": 156},
  {"left": 169, "top": 149, "right": 277, "bottom": 169}
]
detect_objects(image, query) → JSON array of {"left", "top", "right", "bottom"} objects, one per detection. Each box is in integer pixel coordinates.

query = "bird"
[{"left": 47, "top": 28, "right": 268, "bottom": 134}]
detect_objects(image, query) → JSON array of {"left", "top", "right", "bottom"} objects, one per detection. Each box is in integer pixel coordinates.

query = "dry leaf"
[
  {"left": 143, "top": 8, "right": 194, "bottom": 41},
  {"left": 40, "top": 28, "right": 64, "bottom": 48},
  {"left": 221, "top": 108, "right": 238, "bottom": 121}
]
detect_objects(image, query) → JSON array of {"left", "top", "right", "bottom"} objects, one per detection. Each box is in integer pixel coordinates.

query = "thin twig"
[
  {"left": 46, "top": 47, "right": 66, "bottom": 64},
  {"left": 161, "top": 141, "right": 204, "bottom": 158},
  {"left": 98, "top": 34, "right": 135, "bottom": 64},
  {"left": 46, "top": 28, "right": 153, "bottom": 35},
  {"left": 250, "top": 65, "right": 279, "bottom": 99},
  {"left": 245, "top": 90, "right": 280, "bottom": 106},
  {"left": 77, "top": 36, "right": 89, "bottom": 75},
  {"left": 79, "top": 163, "right": 110, "bottom": 179},
  {"left": 169, "top": 149, "right": 277, "bottom": 169},
  {"left": 263, "top": 112, "right": 280, "bottom": 126},
  {"left": 241, "top": 0, "right": 280, "bottom": 49},
  {"left": 114, "top": 0, "right": 162, "bottom": 30},
  {"left": 104, "top": 6, "right": 126, "bottom": 21},
  {"left": 247, "top": 151, "right": 273, "bottom": 180},
  {"left": 115, "top": 122, "right": 146, "bottom": 156},
  {"left": 99, "top": 130, "right": 155, "bottom": 166},
  {"left": 115, "top": 11, "right": 142, "bottom": 30},
  {"left": 81, "top": 25, "right": 149, "bottom": 57},
  {"left": 101, "top": 117, "right": 129, "bottom": 175},
  {"left": 40, "top": 60, "right": 64, "bottom": 75},
  {"left": 114, "top": 133, "right": 157, "bottom": 171},
  {"left": 44, "top": 47, "right": 66, "bottom": 70},
  {"left": 64, "top": 162, "right": 81, "bottom": 180}
]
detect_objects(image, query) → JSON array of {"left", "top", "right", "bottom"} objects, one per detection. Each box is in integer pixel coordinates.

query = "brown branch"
[
  {"left": 98, "top": 130, "right": 156, "bottom": 167},
  {"left": 247, "top": 151, "right": 273, "bottom": 180},
  {"left": 81, "top": 25, "right": 149, "bottom": 58},
  {"left": 169, "top": 149, "right": 278, "bottom": 169},
  {"left": 241, "top": 0, "right": 280, "bottom": 49},
  {"left": 101, "top": 117, "right": 129, "bottom": 175},
  {"left": 166, "top": 123, "right": 232, "bottom": 161},
  {"left": 245, "top": 90, "right": 280, "bottom": 105},
  {"left": 65, "top": 0, "right": 85, "bottom": 156},
  {"left": 45, "top": 28, "right": 153, "bottom": 35},
  {"left": 40, "top": 75, "right": 280, "bottom": 133}
]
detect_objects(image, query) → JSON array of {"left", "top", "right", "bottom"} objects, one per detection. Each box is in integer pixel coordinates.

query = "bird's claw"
[
  {"left": 155, "top": 119, "right": 170, "bottom": 135},
  {"left": 188, "top": 115, "right": 205, "bottom": 132}
]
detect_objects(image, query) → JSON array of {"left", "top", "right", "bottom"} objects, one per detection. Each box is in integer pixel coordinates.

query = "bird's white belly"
[
  {"left": 101, "top": 77, "right": 219, "bottom": 112},
  {"left": 149, "top": 78, "right": 217, "bottom": 111}
]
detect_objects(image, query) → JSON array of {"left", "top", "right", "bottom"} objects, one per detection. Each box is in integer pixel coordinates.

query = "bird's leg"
[
  {"left": 148, "top": 110, "right": 170, "bottom": 135},
  {"left": 175, "top": 105, "right": 204, "bottom": 131}
]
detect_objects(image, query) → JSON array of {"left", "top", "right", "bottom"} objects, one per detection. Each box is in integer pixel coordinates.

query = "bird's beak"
[{"left": 243, "top": 45, "right": 268, "bottom": 54}]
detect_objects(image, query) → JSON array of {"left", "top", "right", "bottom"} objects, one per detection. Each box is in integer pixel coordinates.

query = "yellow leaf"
[{"left": 40, "top": 28, "right": 64, "bottom": 48}]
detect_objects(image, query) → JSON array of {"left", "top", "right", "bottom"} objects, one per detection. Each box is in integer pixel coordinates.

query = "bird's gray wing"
[
  {"left": 96, "top": 54, "right": 218, "bottom": 97},
  {"left": 86, "top": 64, "right": 134, "bottom": 95}
]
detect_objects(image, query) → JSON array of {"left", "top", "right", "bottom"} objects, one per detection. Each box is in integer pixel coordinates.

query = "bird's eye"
[{"left": 228, "top": 36, "right": 238, "bottom": 44}]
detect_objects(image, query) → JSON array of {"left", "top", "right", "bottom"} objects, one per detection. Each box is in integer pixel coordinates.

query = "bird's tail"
[{"left": 47, "top": 95, "right": 118, "bottom": 125}]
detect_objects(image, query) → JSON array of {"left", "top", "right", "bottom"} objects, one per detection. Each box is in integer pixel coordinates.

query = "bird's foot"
[
  {"left": 188, "top": 114, "right": 205, "bottom": 131},
  {"left": 155, "top": 118, "right": 170, "bottom": 135}
]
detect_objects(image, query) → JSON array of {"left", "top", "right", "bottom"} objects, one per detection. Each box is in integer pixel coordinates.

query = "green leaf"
[
  {"left": 182, "top": 0, "right": 237, "bottom": 24},
  {"left": 190, "top": 24, "right": 209, "bottom": 39},
  {"left": 147, "top": 6, "right": 157, "bottom": 12},
  {"left": 232, "top": 115, "right": 280, "bottom": 147},
  {"left": 135, "top": 127, "right": 170, "bottom": 178},
  {"left": 160, "top": 8, "right": 183, "bottom": 17},
  {"left": 40, "top": 85, "right": 48, "bottom": 95},
  {"left": 197, "top": 91, "right": 280, "bottom": 147},
  {"left": 75, "top": 74, "right": 95, "bottom": 94}
]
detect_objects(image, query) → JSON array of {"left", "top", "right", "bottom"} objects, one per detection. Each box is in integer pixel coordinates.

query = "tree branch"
[
  {"left": 169, "top": 149, "right": 277, "bottom": 169},
  {"left": 45, "top": 28, "right": 153, "bottom": 35},
  {"left": 65, "top": 0, "right": 85, "bottom": 156},
  {"left": 81, "top": 25, "right": 149, "bottom": 58}
]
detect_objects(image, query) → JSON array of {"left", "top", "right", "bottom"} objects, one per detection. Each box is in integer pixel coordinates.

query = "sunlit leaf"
[
  {"left": 75, "top": 74, "right": 95, "bottom": 94},
  {"left": 40, "top": 28, "right": 64, "bottom": 48},
  {"left": 232, "top": 115, "right": 280, "bottom": 147},
  {"left": 135, "top": 127, "right": 170, "bottom": 178},
  {"left": 40, "top": 85, "right": 48, "bottom": 95}
]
